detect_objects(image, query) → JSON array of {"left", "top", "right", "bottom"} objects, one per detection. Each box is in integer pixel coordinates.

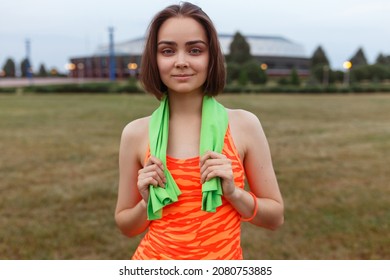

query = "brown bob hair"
[{"left": 140, "top": 2, "right": 226, "bottom": 99}]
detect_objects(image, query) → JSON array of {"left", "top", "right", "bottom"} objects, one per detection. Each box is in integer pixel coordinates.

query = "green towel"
[{"left": 147, "top": 95, "right": 228, "bottom": 220}]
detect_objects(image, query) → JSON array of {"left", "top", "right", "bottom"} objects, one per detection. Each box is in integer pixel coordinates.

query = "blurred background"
[
  {"left": 0, "top": 0, "right": 389, "bottom": 259},
  {"left": 1, "top": 0, "right": 389, "bottom": 83}
]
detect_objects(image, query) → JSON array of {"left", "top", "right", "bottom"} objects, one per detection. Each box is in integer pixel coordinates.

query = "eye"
[
  {"left": 160, "top": 48, "right": 175, "bottom": 56},
  {"left": 189, "top": 48, "right": 202, "bottom": 55}
]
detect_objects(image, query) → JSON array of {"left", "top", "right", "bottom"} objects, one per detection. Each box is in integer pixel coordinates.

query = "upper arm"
[
  {"left": 235, "top": 110, "right": 283, "bottom": 205},
  {"left": 115, "top": 118, "right": 149, "bottom": 214}
]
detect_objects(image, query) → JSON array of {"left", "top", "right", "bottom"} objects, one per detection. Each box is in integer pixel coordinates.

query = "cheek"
[
  {"left": 199, "top": 56, "right": 210, "bottom": 72},
  {"left": 197, "top": 59, "right": 209, "bottom": 76},
  {"left": 157, "top": 57, "right": 170, "bottom": 75}
]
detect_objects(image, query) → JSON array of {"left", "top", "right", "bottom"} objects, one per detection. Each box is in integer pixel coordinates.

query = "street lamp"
[
  {"left": 25, "top": 39, "right": 33, "bottom": 81},
  {"left": 65, "top": 63, "right": 76, "bottom": 71},
  {"left": 128, "top": 63, "right": 137, "bottom": 70},
  {"left": 323, "top": 65, "right": 329, "bottom": 86},
  {"left": 65, "top": 63, "right": 76, "bottom": 77},
  {"left": 108, "top": 27, "right": 116, "bottom": 81},
  {"left": 343, "top": 61, "right": 352, "bottom": 86},
  {"left": 128, "top": 63, "right": 138, "bottom": 77}
]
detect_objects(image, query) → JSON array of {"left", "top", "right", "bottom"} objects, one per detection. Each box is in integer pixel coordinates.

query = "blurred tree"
[
  {"left": 332, "top": 70, "right": 345, "bottom": 83},
  {"left": 226, "top": 32, "right": 268, "bottom": 85},
  {"left": 238, "top": 69, "right": 248, "bottom": 86},
  {"left": 375, "top": 53, "right": 389, "bottom": 65},
  {"left": 310, "top": 46, "right": 330, "bottom": 68},
  {"left": 310, "top": 46, "right": 331, "bottom": 85},
  {"left": 350, "top": 48, "right": 368, "bottom": 67},
  {"left": 243, "top": 60, "right": 267, "bottom": 84},
  {"left": 312, "top": 65, "right": 343, "bottom": 85},
  {"left": 228, "top": 32, "right": 251, "bottom": 64},
  {"left": 278, "top": 77, "right": 289, "bottom": 85},
  {"left": 226, "top": 62, "right": 241, "bottom": 84},
  {"left": 20, "top": 58, "right": 32, "bottom": 77},
  {"left": 290, "top": 68, "right": 300, "bottom": 86},
  {"left": 38, "top": 64, "right": 48, "bottom": 77},
  {"left": 351, "top": 64, "right": 390, "bottom": 82},
  {"left": 350, "top": 65, "right": 369, "bottom": 81},
  {"left": 368, "top": 64, "right": 390, "bottom": 81},
  {"left": 2, "top": 58, "right": 16, "bottom": 77}
]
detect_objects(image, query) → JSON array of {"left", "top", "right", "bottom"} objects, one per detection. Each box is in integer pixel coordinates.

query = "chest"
[
  {"left": 165, "top": 116, "right": 245, "bottom": 162},
  {"left": 167, "top": 118, "right": 201, "bottom": 159}
]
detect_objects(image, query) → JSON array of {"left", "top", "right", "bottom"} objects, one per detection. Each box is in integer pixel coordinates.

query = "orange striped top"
[{"left": 132, "top": 126, "right": 245, "bottom": 260}]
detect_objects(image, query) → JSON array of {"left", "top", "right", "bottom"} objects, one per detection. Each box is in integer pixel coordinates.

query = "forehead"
[{"left": 157, "top": 17, "right": 208, "bottom": 43}]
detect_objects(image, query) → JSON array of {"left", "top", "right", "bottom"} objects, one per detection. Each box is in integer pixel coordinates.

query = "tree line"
[
  {"left": 1, "top": 58, "right": 62, "bottom": 77},
  {"left": 310, "top": 46, "right": 390, "bottom": 84},
  {"left": 226, "top": 32, "right": 390, "bottom": 86},
  {"left": 2, "top": 32, "right": 389, "bottom": 85}
]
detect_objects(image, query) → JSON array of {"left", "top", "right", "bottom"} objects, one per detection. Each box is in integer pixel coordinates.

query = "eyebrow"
[{"left": 157, "top": 40, "right": 208, "bottom": 46}]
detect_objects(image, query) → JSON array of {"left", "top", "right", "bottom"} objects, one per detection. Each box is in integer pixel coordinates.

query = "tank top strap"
[
  {"left": 224, "top": 125, "right": 244, "bottom": 171},
  {"left": 143, "top": 143, "right": 151, "bottom": 166}
]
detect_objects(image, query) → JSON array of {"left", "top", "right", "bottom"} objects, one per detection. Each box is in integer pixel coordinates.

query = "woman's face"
[{"left": 156, "top": 16, "right": 209, "bottom": 96}]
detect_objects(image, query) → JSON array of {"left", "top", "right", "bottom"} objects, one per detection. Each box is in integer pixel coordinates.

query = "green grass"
[{"left": 0, "top": 93, "right": 389, "bottom": 259}]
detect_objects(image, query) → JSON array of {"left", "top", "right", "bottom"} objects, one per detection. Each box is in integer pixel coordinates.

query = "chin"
[{"left": 168, "top": 86, "right": 204, "bottom": 95}]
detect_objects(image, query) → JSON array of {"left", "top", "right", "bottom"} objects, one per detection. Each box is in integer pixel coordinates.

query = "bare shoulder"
[
  {"left": 227, "top": 109, "right": 266, "bottom": 160},
  {"left": 120, "top": 116, "right": 151, "bottom": 165},
  {"left": 121, "top": 116, "right": 150, "bottom": 140},
  {"left": 227, "top": 109, "right": 263, "bottom": 132}
]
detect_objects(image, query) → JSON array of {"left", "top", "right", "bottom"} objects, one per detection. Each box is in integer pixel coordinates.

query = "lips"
[
  {"left": 171, "top": 74, "right": 194, "bottom": 77},
  {"left": 171, "top": 73, "right": 195, "bottom": 82}
]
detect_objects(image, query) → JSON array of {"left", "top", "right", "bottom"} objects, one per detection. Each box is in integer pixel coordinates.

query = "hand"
[
  {"left": 199, "top": 151, "right": 236, "bottom": 197},
  {"left": 137, "top": 156, "right": 166, "bottom": 203}
]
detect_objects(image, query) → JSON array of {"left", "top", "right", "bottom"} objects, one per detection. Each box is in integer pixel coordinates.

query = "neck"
[{"left": 167, "top": 91, "right": 204, "bottom": 118}]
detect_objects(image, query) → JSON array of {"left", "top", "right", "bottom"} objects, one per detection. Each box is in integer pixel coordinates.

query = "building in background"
[{"left": 68, "top": 34, "right": 309, "bottom": 79}]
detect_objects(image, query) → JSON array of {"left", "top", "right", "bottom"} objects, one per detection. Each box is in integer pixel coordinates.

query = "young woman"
[{"left": 115, "top": 2, "right": 284, "bottom": 260}]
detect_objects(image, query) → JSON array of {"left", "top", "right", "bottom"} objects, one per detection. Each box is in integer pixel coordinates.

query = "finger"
[
  {"left": 201, "top": 165, "right": 233, "bottom": 184},
  {"left": 145, "top": 156, "right": 164, "bottom": 170},
  {"left": 207, "top": 169, "right": 233, "bottom": 184},
  {"left": 140, "top": 170, "right": 166, "bottom": 188},
  {"left": 140, "top": 164, "right": 166, "bottom": 183},
  {"left": 199, "top": 151, "right": 225, "bottom": 166},
  {"left": 199, "top": 158, "right": 228, "bottom": 174},
  {"left": 138, "top": 176, "right": 160, "bottom": 189},
  {"left": 142, "top": 157, "right": 166, "bottom": 184},
  {"left": 200, "top": 165, "right": 222, "bottom": 184},
  {"left": 201, "top": 170, "right": 221, "bottom": 184}
]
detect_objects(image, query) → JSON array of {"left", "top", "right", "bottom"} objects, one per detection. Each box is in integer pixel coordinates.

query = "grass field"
[{"left": 0, "top": 93, "right": 389, "bottom": 259}]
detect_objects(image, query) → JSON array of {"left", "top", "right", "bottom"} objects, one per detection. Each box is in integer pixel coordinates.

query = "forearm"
[
  {"left": 115, "top": 199, "right": 151, "bottom": 237},
  {"left": 225, "top": 187, "right": 284, "bottom": 230}
]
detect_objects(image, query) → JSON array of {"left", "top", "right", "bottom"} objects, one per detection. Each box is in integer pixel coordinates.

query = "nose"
[{"left": 174, "top": 52, "right": 189, "bottom": 68}]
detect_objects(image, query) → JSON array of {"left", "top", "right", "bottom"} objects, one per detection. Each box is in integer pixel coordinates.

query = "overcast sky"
[{"left": 1, "top": 0, "right": 389, "bottom": 73}]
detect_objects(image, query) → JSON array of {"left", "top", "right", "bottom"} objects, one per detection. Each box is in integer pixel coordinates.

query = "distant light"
[
  {"left": 128, "top": 63, "right": 138, "bottom": 70},
  {"left": 260, "top": 63, "right": 268, "bottom": 71},
  {"left": 343, "top": 61, "right": 352, "bottom": 70},
  {"left": 77, "top": 63, "right": 84, "bottom": 70},
  {"left": 65, "top": 63, "right": 76, "bottom": 71}
]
